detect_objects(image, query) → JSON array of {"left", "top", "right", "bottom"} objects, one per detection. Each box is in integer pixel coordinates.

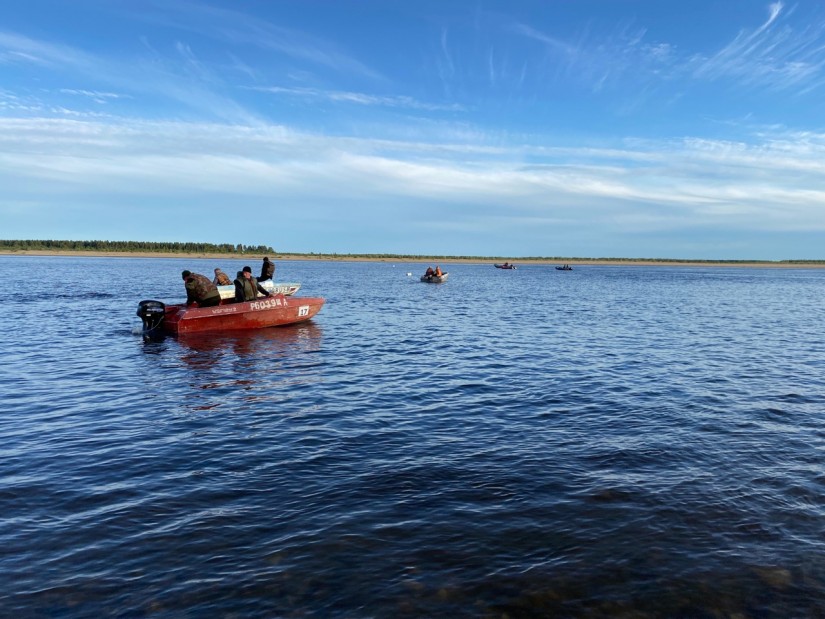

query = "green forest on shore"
[
  {"left": 0, "top": 239, "right": 274, "bottom": 255},
  {"left": 0, "top": 239, "right": 823, "bottom": 264}
]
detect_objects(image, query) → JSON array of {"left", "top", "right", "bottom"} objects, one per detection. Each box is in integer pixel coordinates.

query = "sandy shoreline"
[{"left": 0, "top": 249, "right": 822, "bottom": 268}]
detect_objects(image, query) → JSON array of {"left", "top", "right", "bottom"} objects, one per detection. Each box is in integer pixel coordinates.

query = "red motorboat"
[{"left": 138, "top": 294, "right": 324, "bottom": 335}]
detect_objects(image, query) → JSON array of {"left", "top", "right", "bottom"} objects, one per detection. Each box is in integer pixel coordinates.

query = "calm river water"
[{"left": 1, "top": 256, "right": 824, "bottom": 617}]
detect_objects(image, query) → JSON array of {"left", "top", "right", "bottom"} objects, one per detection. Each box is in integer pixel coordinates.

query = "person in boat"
[
  {"left": 235, "top": 266, "right": 273, "bottom": 303},
  {"left": 425, "top": 266, "right": 435, "bottom": 277},
  {"left": 503, "top": 262, "right": 509, "bottom": 267},
  {"left": 182, "top": 270, "right": 221, "bottom": 307},
  {"left": 434, "top": 265, "right": 443, "bottom": 277},
  {"left": 259, "top": 257, "right": 275, "bottom": 281},
  {"left": 212, "top": 268, "right": 232, "bottom": 286}
]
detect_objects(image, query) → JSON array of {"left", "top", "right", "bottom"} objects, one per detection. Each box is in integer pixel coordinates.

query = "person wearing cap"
[
  {"left": 182, "top": 270, "right": 221, "bottom": 307},
  {"left": 234, "top": 266, "right": 273, "bottom": 303},
  {"left": 259, "top": 257, "right": 275, "bottom": 281}
]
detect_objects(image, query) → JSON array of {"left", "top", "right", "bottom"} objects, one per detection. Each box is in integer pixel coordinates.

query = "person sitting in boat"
[
  {"left": 182, "top": 270, "right": 221, "bottom": 307},
  {"left": 212, "top": 267, "right": 232, "bottom": 286},
  {"left": 425, "top": 266, "right": 435, "bottom": 277},
  {"left": 434, "top": 265, "right": 443, "bottom": 277},
  {"left": 235, "top": 266, "right": 273, "bottom": 303},
  {"left": 259, "top": 257, "right": 275, "bottom": 281}
]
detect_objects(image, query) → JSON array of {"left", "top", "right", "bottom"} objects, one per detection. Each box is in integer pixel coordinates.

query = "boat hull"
[
  {"left": 162, "top": 295, "right": 324, "bottom": 334},
  {"left": 420, "top": 273, "right": 449, "bottom": 283},
  {"left": 494, "top": 264, "right": 516, "bottom": 269},
  {"left": 216, "top": 281, "right": 300, "bottom": 300}
]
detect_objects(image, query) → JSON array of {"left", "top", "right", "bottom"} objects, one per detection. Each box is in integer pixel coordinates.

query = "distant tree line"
[
  {"left": 1, "top": 242, "right": 820, "bottom": 263},
  {"left": 281, "top": 252, "right": 824, "bottom": 264},
  {"left": 0, "top": 240, "right": 274, "bottom": 254}
]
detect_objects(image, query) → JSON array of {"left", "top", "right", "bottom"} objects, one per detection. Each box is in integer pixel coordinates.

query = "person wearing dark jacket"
[
  {"left": 182, "top": 270, "right": 221, "bottom": 307},
  {"left": 259, "top": 257, "right": 275, "bottom": 281},
  {"left": 235, "top": 266, "right": 272, "bottom": 303}
]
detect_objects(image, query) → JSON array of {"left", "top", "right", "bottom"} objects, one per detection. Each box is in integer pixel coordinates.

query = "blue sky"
[{"left": 2, "top": 0, "right": 825, "bottom": 259}]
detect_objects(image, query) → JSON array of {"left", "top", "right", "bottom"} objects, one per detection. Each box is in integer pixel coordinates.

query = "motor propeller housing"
[{"left": 137, "top": 300, "right": 166, "bottom": 332}]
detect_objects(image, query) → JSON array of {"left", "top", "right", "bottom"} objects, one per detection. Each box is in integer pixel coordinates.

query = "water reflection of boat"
[
  {"left": 173, "top": 323, "right": 325, "bottom": 394},
  {"left": 177, "top": 321, "right": 324, "bottom": 355}
]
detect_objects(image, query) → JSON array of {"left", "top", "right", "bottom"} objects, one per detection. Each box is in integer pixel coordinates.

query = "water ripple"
[{"left": 1, "top": 258, "right": 824, "bottom": 616}]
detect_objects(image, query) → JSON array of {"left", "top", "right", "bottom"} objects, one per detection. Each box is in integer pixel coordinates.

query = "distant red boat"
[{"left": 138, "top": 294, "right": 324, "bottom": 335}]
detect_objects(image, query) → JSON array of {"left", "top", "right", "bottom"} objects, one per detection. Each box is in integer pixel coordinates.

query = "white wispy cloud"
[
  {"left": 0, "top": 31, "right": 96, "bottom": 69},
  {"left": 436, "top": 27, "right": 456, "bottom": 98},
  {"left": 1, "top": 29, "right": 262, "bottom": 125},
  {"left": 507, "top": 2, "right": 825, "bottom": 95},
  {"left": 59, "top": 89, "right": 130, "bottom": 104},
  {"left": 509, "top": 23, "right": 578, "bottom": 57},
  {"left": 3, "top": 116, "right": 825, "bottom": 236},
  {"left": 136, "top": 0, "right": 384, "bottom": 81},
  {"left": 690, "top": 2, "right": 825, "bottom": 91},
  {"left": 253, "top": 86, "right": 465, "bottom": 112},
  {"left": 508, "top": 19, "right": 673, "bottom": 94}
]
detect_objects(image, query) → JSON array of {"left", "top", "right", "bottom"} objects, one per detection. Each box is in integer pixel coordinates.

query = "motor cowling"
[{"left": 137, "top": 300, "right": 166, "bottom": 332}]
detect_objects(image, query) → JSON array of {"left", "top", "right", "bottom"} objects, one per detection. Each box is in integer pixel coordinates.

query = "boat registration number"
[{"left": 250, "top": 298, "right": 285, "bottom": 310}]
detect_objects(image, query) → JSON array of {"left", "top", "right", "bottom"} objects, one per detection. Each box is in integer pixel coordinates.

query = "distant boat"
[
  {"left": 420, "top": 273, "right": 449, "bottom": 283},
  {"left": 494, "top": 263, "right": 517, "bottom": 269},
  {"left": 555, "top": 265, "right": 573, "bottom": 271},
  {"left": 216, "top": 280, "right": 300, "bottom": 300}
]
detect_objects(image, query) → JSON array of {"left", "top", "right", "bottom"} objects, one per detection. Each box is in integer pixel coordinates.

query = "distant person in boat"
[
  {"left": 259, "top": 257, "right": 275, "bottom": 281},
  {"left": 434, "top": 265, "right": 443, "bottom": 277},
  {"left": 235, "top": 266, "right": 273, "bottom": 303},
  {"left": 182, "top": 270, "right": 221, "bottom": 307},
  {"left": 212, "top": 268, "right": 232, "bottom": 286},
  {"left": 425, "top": 266, "right": 435, "bottom": 277}
]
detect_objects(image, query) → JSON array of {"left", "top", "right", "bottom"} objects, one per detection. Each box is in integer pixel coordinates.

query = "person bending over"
[{"left": 182, "top": 270, "right": 221, "bottom": 307}]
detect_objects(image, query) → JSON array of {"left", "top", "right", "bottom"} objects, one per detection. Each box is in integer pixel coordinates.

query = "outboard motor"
[{"left": 137, "top": 300, "right": 166, "bottom": 333}]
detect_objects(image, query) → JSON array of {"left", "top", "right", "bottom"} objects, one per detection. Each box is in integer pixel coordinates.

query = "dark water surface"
[{"left": 2, "top": 256, "right": 824, "bottom": 617}]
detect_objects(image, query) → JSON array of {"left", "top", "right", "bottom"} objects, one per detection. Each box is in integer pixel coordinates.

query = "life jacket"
[
  {"left": 214, "top": 270, "right": 232, "bottom": 285},
  {"left": 236, "top": 276, "right": 259, "bottom": 301}
]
